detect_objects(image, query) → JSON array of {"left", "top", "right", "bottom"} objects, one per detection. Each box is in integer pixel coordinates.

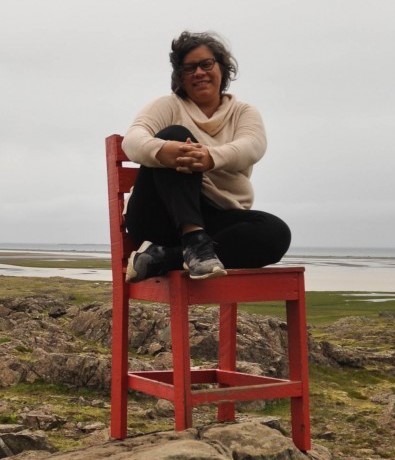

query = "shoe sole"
[
  {"left": 125, "top": 241, "right": 153, "bottom": 283},
  {"left": 183, "top": 262, "right": 227, "bottom": 280}
]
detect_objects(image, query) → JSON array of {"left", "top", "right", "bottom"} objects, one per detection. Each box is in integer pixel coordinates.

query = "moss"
[
  {"left": 0, "top": 336, "right": 12, "bottom": 344},
  {"left": 46, "top": 433, "right": 83, "bottom": 452},
  {"left": 0, "top": 414, "right": 18, "bottom": 423},
  {"left": 14, "top": 345, "right": 33, "bottom": 353},
  {"left": 127, "top": 420, "right": 173, "bottom": 433}
]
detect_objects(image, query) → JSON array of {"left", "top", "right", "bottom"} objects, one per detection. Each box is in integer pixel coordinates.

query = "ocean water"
[
  {"left": 0, "top": 243, "right": 110, "bottom": 253},
  {"left": 287, "top": 246, "right": 395, "bottom": 258},
  {"left": 1, "top": 242, "right": 394, "bottom": 258}
]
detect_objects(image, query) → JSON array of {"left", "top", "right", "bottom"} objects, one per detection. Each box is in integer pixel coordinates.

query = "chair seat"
[{"left": 128, "top": 267, "right": 305, "bottom": 304}]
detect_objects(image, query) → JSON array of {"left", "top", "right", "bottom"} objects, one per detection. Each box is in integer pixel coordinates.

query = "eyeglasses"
[{"left": 181, "top": 58, "right": 217, "bottom": 75}]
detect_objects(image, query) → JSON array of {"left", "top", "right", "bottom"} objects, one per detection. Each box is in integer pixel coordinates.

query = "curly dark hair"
[{"left": 170, "top": 31, "right": 238, "bottom": 99}]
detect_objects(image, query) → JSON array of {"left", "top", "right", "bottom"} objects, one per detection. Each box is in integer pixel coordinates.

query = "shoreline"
[{"left": 0, "top": 250, "right": 394, "bottom": 292}]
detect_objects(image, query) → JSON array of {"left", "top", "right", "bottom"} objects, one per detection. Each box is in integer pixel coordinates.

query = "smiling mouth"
[{"left": 193, "top": 80, "right": 210, "bottom": 87}]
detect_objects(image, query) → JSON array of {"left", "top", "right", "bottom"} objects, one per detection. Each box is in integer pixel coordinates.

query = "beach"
[{"left": 0, "top": 248, "right": 394, "bottom": 291}]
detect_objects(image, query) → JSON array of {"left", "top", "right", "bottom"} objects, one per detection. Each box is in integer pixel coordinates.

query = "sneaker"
[
  {"left": 125, "top": 241, "right": 167, "bottom": 283},
  {"left": 182, "top": 232, "right": 227, "bottom": 280}
]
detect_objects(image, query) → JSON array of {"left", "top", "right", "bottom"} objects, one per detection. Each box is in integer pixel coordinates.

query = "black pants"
[{"left": 125, "top": 125, "right": 291, "bottom": 269}]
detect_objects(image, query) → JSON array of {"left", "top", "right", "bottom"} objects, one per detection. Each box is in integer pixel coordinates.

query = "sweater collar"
[{"left": 176, "top": 94, "right": 236, "bottom": 136}]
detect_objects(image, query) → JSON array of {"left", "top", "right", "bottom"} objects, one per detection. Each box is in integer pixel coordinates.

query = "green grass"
[
  {"left": 0, "top": 337, "right": 12, "bottom": 344},
  {"left": 0, "top": 276, "right": 112, "bottom": 305},
  {"left": 1, "top": 381, "right": 102, "bottom": 397},
  {"left": 0, "top": 257, "right": 111, "bottom": 269},
  {"left": 240, "top": 291, "right": 395, "bottom": 326}
]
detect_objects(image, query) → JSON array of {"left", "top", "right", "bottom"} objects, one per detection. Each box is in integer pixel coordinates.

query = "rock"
[
  {"left": 370, "top": 390, "right": 393, "bottom": 405},
  {"left": 80, "top": 428, "right": 110, "bottom": 448},
  {"left": 26, "top": 349, "right": 112, "bottom": 391},
  {"left": 126, "top": 439, "right": 229, "bottom": 459},
  {"left": 0, "top": 305, "right": 12, "bottom": 317},
  {"left": 0, "top": 429, "right": 55, "bottom": 457},
  {"left": 48, "top": 306, "right": 67, "bottom": 318},
  {"left": 320, "top": 341, "right": 365, "bottom": 368},
  {"left": 378, "top": 310, "right": 395, "bottom": 318},
  {"left": 236, "top": 361, "right": 264, "bottom": 375},
  {"left": 316, "top": 431, "right": 335, "bottom": 441},
  {"left": 0, "top": 438, "right": 14, "bottom": 458},
  {"left": 77, "top": 422, "right": 106, "bottom": 433},
  {"left": 91, "top": 399, "right": 106, "bottom": 408},
  {"left": 19, "top": 411, "right": 66, "bottom": 431},
  {"left": 10, "top": 421, "right": 326, "bottom": 459},
  {"left": 148, "top": 342, "right": 163, "bottom": 355},
  {"left": 201, "top": 420, "right": 307, "bottom": 459},
  {"left": 256, "top": 416, "right": 286, "bottom": 435},
  {"left": 3, "top": 296, "right": 375, "bottom": 394},
  {"left": 3, "top": 451, "right": 51, "bottom": 459},
  {"left": 154, "top": 399, "right": 174, "bottom": 418},
  {"left": 0, "top": 424, "right": 24, "bottom": 434},
  {"left": 0, "top": 356, "right": 28, "bottom": 387},
  {"left": 68, "top": 303, "right": 111, "bottom": 346},
  {"left": 387, "top": 394, "right": 395, "bottom": 417},
  {"left": 131, "top": 305, "right": 299, "bottom": 377},
  {"left": 306, "top": 443, "right": 333, "bottom": 460},
  {"left": 153, "top": 352, "right": 173, "bottom": 369},
  {"left": 382, "top": 394, "right": 395, "bottom": 424}
]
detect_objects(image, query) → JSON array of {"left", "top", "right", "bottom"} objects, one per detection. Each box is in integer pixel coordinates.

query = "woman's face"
[{"left": 181, "top": 45, "right": 222, "bottom": 108}]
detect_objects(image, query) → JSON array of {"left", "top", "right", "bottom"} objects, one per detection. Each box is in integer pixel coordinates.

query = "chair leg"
[
  {"left": 217, "top": 302, "right": 237, "bottom": 422},
  {"left": 169, "top": 272, "right": 193, "bottom": 430},
  {"left": 110, "top": 281, "right": 129, "bottom": 439},
  {"left": 286, "top": 274, "right": 311, "bottom": 452}
]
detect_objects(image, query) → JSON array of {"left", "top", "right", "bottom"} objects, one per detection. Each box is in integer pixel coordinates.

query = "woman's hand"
[
  {"left": 156, "top": 138, "right": 214, "bottom": 173},
  {"left": 176, "top": 138, "right": 214, "bottom": 173},
  {"left": 155, "top": 141, "right": 186, "bottom": 169}
]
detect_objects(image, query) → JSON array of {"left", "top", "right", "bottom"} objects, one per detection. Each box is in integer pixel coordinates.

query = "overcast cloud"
[{"left": 1, "top": 0, "right": 394, "bottom": 248}]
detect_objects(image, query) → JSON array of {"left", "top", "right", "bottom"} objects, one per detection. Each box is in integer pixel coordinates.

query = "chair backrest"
[{"left": 105, "top": 134, "right": 139, "bottom": 275}]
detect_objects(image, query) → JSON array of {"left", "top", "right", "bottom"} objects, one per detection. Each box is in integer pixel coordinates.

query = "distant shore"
[
  {"left": 2, "top": 243, "right": 395, "bottom": 258},
  {"left": 0, "top": 248, "right": 394, "bottom": 292}
]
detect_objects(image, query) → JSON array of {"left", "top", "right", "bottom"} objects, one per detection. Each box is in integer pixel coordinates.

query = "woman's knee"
[
  {"left": 213, "top": 213, "right": 291, "bottom": 268},
  {"left": 155, "top": 125, "right": 198, "bottom": 143},
  {"left": 269, "top": 216, "right": 292, "bottom": 263}
]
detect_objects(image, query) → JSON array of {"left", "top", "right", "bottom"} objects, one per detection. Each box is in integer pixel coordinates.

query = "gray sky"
[{"left": 1, "top": 0, "right": 394, "bottom": 248}]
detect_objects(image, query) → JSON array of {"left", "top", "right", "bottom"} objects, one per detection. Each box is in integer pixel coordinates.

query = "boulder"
[
  {"left": 201, "top": 421, "right": 307, "bottom": 459},
  {"left": 0, "top": 429, "right": 55, "bottom": 457},
  {"left": 7, "top": 420, "right": 332, "bottom": 459}
]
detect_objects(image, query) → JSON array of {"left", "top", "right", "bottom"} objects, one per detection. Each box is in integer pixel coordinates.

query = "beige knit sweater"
[{"left": 122, "top": 93, "right": 267, "bottom": 210}]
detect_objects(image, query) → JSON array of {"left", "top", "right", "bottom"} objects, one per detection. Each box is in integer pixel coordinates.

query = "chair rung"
[
  {"left": 127, "top": 369, "right": 302, "bottom": 405},
  {"left": 191, "top": 381, "right": 302, "bottom": 405},
  {"left": 128, "top": 373, "right": 174, "bottom": 400}
]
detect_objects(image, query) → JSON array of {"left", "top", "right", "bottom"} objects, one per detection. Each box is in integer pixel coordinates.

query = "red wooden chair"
[{"left": 106, "top": 134, "right": 311, "bottom": 452}]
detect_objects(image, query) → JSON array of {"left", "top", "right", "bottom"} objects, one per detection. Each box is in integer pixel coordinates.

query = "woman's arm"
[
  {"left": 121, "top": 96, "right": 176, "bottom": 167},
  {"left": 208, "top": 104, "right": 267, "bottom": 172}
]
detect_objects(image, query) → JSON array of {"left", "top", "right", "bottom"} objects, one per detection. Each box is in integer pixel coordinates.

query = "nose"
[{"left": 193, "top": 65, "right": 207, "bottom": 76}]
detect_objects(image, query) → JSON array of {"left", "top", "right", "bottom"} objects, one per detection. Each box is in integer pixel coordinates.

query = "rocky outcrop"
[
  {"left": 1, "top": 296, "right": 393, "bottom": 392},
  {"left": 5, "top": 419, "right": 332, "bottom": 460}
]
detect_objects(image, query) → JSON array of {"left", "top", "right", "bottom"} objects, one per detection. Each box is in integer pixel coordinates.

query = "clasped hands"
[{"left": 156, "top": 138, "right": 214, "bottom": 173}]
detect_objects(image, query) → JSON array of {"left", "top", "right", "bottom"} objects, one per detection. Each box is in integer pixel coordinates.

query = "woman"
[{"left": 122, "top": 31, "right": 291, "bottom": 282}]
